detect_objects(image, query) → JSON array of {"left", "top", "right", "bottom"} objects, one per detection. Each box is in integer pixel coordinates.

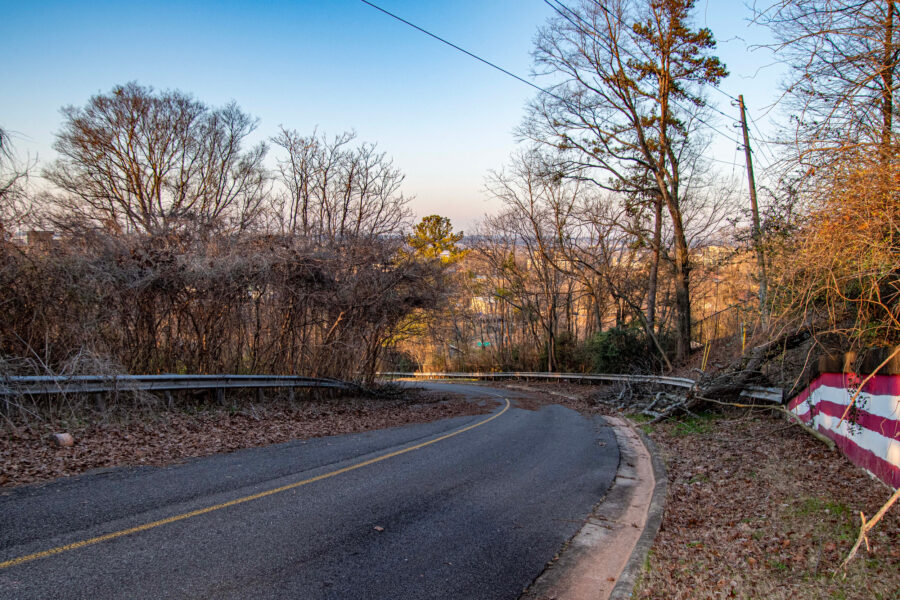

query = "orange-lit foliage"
[{"left": 773, "top": 160, "right": 900, "bottom": 346}]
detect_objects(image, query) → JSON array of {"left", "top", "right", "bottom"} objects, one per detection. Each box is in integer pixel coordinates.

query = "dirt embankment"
[{"left": 636, "top": 413, "right": 898, "bottom": 600}]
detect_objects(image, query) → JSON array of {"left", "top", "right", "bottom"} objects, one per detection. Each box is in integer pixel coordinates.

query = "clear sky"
[{"left": 2, "top": 0, "right": 783, "bottom": 230}]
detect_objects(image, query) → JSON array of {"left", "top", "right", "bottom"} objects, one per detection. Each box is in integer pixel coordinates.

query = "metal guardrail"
[
  {"left": 0, "top": 374, "right": 354, "bottom": 396},
  {"left": 0, "top": 371, "right": 784, "bottom": 404},
  {"left": 739, "top": 385, "right": 784, "bottom": 404},
  {"left": 379, "top": 371, "right": 784, "bottom": 404},
  {"left": 380, "top": 371, "right": 695, "bottom": 388}
]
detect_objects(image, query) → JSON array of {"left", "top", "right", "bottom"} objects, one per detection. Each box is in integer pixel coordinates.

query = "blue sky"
[{"left": 2, "top": 0, "right": 782, "bottom": 229}]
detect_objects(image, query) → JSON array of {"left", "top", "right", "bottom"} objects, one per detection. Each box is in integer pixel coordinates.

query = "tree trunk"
[
  {"left": 646, "top": 196, "right": 662, "bottom": 337},
  {"left": 669, "top": 207, "right": 692, "bottom": 361}
]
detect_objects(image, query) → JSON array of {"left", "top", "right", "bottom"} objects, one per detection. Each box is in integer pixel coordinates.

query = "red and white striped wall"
[{"left": 788, "top": 373, "right": 900, "bottom": 489}]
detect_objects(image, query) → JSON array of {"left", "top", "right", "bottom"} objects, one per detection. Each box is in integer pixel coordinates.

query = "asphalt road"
[{"left": 0, "top": 383, "right": 619, "bottom": 599}]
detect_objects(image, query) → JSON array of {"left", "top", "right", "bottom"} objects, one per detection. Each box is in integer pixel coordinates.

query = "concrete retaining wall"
[{"left": 787, "top": 348, "right": 900, "bottom": 489}]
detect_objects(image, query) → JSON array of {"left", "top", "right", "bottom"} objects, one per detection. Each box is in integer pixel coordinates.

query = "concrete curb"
[
  {"left": 608, "top": 429, "right": 667, "bottom": 599},
  {"left": 520, "top": 417, "right": 667, "bottom": 600}
]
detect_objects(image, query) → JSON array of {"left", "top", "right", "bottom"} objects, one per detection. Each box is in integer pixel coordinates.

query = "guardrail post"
[{"left": 215, "top": 388, "right": 225, "bottom": 406}]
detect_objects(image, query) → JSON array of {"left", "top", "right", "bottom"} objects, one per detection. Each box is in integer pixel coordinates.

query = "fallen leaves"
[
  {"left": 632, "top": 411, "right": 900, "bottom": 600},
  {"left": 1, "top": 391, "right": 491, "bottom": 488}
]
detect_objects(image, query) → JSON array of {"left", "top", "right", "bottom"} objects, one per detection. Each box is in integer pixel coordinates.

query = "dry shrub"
[
  {"left": 0, "top": 230, "right": 443, "bottom": 384},
  {"left": 772, "top": 160, "right": 900, "bottom": 348}
]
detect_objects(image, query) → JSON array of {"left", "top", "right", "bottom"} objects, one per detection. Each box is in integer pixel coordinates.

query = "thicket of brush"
[
  {"left": 0, "top": 233, "right": 442, "bottom": 382},
  {"left": 0, "top": 83, "right": 445, "bottom": 384}
]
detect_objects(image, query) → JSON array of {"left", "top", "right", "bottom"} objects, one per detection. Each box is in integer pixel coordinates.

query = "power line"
[
  {"left": 696, "top": 113, "right": 743, "bottom": 146},
  {"left": 705, "top": 101, "right": 736, "bottom": 122},
  {"left": 705, "top": 152, "right": 744, "bottom": 169},
  {"left": 725, "top": 96, "right": 779, "bottom": 166},
  {"left": 708, "top": 85, "right": 739, "bottom": 103},
  {"left": 747, "top": 113, "right": 779, "bottom": 164},
  {"left": 544, "top": 0, "right": 590, "bottom": 35},
  {"left": 730, "top": 142, "right": 740, "bottom": 179},
  {"left": 703, "top": 97, "right": 779, "bottom": 158},
  {"left": 360, "top": 0, "right": 744, "bottom": 149},
  {"left": 359, "top": 0, "right": 565, "bottom": 103},
  {"left": 706, "top": 95, "right": 778, "bottom": 164}
]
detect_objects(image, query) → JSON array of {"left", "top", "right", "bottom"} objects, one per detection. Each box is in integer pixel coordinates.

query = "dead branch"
[
  {"left": 838, "top": 346, "right": 900, "bottom": 426},
  {"left": 648, "top": 396, "right": 703, "bottom": 424},
  {"left": 837, "top": 486, "right": 900, "bottom": 573}
]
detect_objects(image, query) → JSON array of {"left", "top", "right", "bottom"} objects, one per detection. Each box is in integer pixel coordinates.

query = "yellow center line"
[{"left": 0, "top": 398, "right": 510, "bottom": 570}]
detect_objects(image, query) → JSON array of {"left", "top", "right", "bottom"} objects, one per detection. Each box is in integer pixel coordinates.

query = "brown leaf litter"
[{"left": 1, "top": 389, "right": 490, "bottom": 489}]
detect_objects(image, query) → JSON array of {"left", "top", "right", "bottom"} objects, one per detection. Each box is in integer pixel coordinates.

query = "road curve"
[{"left": 0, "top": 383, "right": 618, "bottom": 599}]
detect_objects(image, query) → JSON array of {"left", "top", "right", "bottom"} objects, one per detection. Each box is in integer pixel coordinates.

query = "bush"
[{"left": 579, "top": 327, "right": 650, "bottom": 373}]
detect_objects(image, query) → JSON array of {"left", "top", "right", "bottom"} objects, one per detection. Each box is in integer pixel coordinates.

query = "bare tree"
[
  {"left": 522, "top": 0, "right": 728, "bottom": 360},
  {"left": 476, "top": 212, "right": 568, "bottom": 371},
  {"left": 757, "top": 0, "right": 899, "bottom": 166},
  {"left": 484, "top": 153, "right": 581, "bottom": 370},
  {"left": 2, "top": 85, "right": 438, "bottom": 383},
  {"left": 0, "top": 127, "right": 33, "bottom": 235},
  {"left": 45, "top": 83, "right": 268, "bottom": 235},
  {"left": 272, "top": 128, "right": 412, "bottom": 241}
]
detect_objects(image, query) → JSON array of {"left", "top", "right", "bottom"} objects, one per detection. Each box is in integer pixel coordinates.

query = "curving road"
[{"left": 0, "top": 383, "right": 619, "bottom": 599}]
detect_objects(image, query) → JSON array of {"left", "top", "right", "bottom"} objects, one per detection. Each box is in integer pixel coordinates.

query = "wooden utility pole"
[{"left": 738, "top": 94, "right": 769, "bottom": 326}]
